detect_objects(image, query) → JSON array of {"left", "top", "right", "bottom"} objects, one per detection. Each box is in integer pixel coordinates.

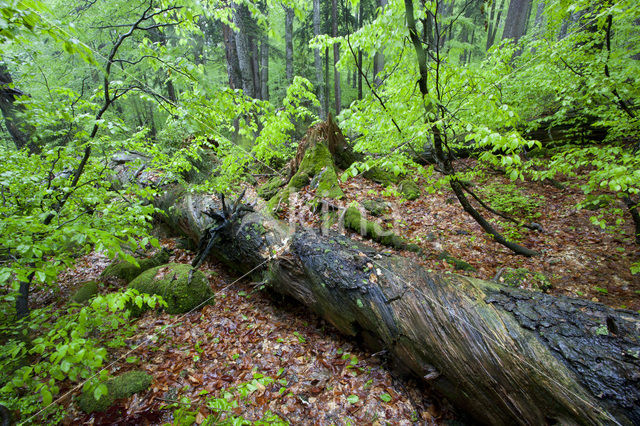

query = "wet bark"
[{"left": 502, "top": 0, "right": 533, "bottom": 43}]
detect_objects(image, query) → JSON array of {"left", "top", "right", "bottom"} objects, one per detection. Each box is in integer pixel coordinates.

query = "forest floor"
[
  {"left": 29, "top": 157, "right": 639, "bottom": 425},
  {"left": 282, "top": 158, "right": 640, "bottom": 311}
]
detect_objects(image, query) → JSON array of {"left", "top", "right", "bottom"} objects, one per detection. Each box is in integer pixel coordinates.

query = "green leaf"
[
  {"left": 379, "top": 393, "right": 392, "bottom": 402},
  {"left": 93, "top": 383, "right": 108, "bottom": 401},
  {"left": 346, "top": 394, "right": 359, "bottom": 404},
  {"left": 41, "top": 388, "right": 53, "bottom": 405}
]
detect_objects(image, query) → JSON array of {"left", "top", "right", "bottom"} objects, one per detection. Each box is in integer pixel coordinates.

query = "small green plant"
[
  {"left": 0, "top": 289, "right": 165, "bottom": 422},
  {"left": 478, "top": 182, "right": 545, "bottom": 242}
]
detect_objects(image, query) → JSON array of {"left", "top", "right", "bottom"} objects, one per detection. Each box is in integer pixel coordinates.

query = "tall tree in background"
[
  {"left": 486, "top": 0, "right": 505, "bottom": 50},
  {"left": 222, "top": 22, "right": 243, "bottom": 90},
  {"left": 0, "top": 64, "right": 38, "bottom": 153},
  {"left": 501, "top": 0, "right": 533, "bottom": 43},
  {"left": 332, "top": 0, "right": 341, "bottom": 114},
  {"left": 313, "top": 0, "right": 326, "bottom": 119},
  {"left": 373, "top": 0, "right": 387, "bottom": 86},
  {"left": 285, "top": 6, "right": 294, "bottom": 82},
  {"left": 234, "top": 3, "right": 256, "bottom": 98},
  {"left": 260, "top": 2, "right": 269, "bottom": 100}
]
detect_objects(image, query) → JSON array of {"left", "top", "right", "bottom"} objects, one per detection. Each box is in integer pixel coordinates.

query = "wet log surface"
[{"left": 155, "top": 189, "right": 640, "bottom": 425}]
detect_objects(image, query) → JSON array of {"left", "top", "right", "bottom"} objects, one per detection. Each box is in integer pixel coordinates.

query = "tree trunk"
[
  {"left": 373, "top": 0, "right": 387, "bottom": 86},
  {"left": 357, "top": 0, "right": 363, "bottom": 100},
  {"left": 0, "top": 64, "right": 39, "bottom": 153},
  {"left": 222, "top": 23, "right": 242, "bottom": 90},
  {"left": 149, "top": 182, "right": 640, "bottom": 426},
  {"left": 486, "top": 0, "right": 505, "bottom": 50},
  {"left": 501, "top": 0, "right": 533, "bottom": 43},
  {"left": 233, "top": 3, "right": 256, "bottom": 98},
  {"left": 261, "top": 35, "right": 269, "bottom": 101},
  {"left": 285, "top": 6, "right": 294, "bottom": 82},
  {"left": 313, "top": 0, "right": 326, "bottom": 119},
  {"left": 332, "top": 0, "right": 341, "bottom": 114}
]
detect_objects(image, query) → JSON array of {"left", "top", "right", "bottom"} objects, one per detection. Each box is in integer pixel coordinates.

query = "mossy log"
[{"left": 157, "top": 190, "right": 639, "bottom": 425}]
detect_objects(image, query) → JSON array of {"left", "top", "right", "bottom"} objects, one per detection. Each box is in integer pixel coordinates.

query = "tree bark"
[
  {"left": 373, "top": 0, "right": 387, "bottom": 86},
  {"left": 0, "top": 64, "right": 39, "bottom": 153},
  {"left": 501, "top": 0, "right": 533, "bottom": 43},
  {"left": 148, "top": 182, "right": 640, "bottom": 426},
  {"left": 486, "top": 0, "right": 505, "bottom": 50},
  {"left": 260, "top": 35, "right": 269, "bottom": 101},
  {"left": 285, "top": 6, "right": 294, "bottom": 83},
  {"left": 332, "top": 0, "right": 341, "bottom": 114},
  {"left": 313, "top": 0, "right": 326, "bottom": 119},
  {"left": 233, "top": 3, "right": 256, "bottom": 98},
  {"left": 222, "top": 23, "right": 242, "bottom": 90}
]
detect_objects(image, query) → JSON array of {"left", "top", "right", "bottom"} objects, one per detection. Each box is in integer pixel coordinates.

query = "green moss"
[
  {"left": 102, "top": 249, "right": 170, "bottom": 283},
  {"left": 363, "top": 167, "right": 404, "bottom": 185},
  {"left": 361, "top": 199, "right": 390, "bottom": 217},
  {"left": 257, "top": 176, "right": 286, "bottom": 200},
  {"left": 269, "top": 142, "right": 343, "bottom": 210},
  {"left": 344, "top": 205, "right": 407, "bottom": 250},
  {"left": 128, "top": 263, "right": 214, "bottom": 314},
  {"left": 77, "top": 370, "right": 152, "bottom": 414},
  {"left": 500, "top": 268, "right": 552, "bottom": 291},
  {"left": 398, "top": 179, "right": 421, "bottom": 200},
  {"left": 71, "top": 281, "right": 99, "bottom": 304},
  {"left": 438, "top": 251, "right": 476, "bottom": 272}
]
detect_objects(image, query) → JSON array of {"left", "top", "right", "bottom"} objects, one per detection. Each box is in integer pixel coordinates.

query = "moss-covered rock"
[
  {"left": 438, "top": 251, "right": 476, "bottom": 272},
  {"left": 77, "top": 370, "right": 152, "bottom": 414},
  {"left": 71, "top": 281, "right": 99, "bottom": 304},
  {"left": 363, "top": 167, "right": 404, "bottom": 186},
  {"left": 361, "top": 199, "right": 391, "bottom": 217},
  {"left": 398, "top": 179, "right": 421, "bottom": 200},
  {"left": 128, "top": 263, "right": 213, "bottom": 314},
  {"left": 101, "top": 249, "right": 170, "bottom": 283},
  {"left": 500, "top": 267, "right": 552, "bottom": 291},
  {"left": 257, "top": 176, "right": 286, "bottom": 200},
  {"left": 344, "top": 205, "right": 407, "bottom": 249}
]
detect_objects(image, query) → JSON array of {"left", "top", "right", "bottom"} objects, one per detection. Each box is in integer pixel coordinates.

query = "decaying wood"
[{"left": 156, "top": 188, "right": 639, "bottom": 425}]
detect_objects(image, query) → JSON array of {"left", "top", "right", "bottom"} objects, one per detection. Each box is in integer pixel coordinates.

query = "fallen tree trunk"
[{"left": 153, "top": 187, "right": 639, "bottom": 425}]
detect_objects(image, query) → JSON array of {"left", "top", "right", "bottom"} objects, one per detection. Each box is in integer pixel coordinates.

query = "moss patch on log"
[
  {"left": 500, "top": 267, "right": 552, "bottom": 291},
  {"left": 128, "top": 263, "right": 213, "bottom": 314},
  {"left": 398, "top": 179, "right": 421, "bottom": 200},
  {"left": 70, "top": 281, "right": 99, "bottom": 304},
  {"left": 257, "top": 176, "right": 286, "bottom": 200},
  {"left": 101, "top": 249, "right": 170, "bottom": 283},
  {"left": 77, "top": 370, "right": 152, "bottom": 413},
  {"left": 362, "top": 199, "right": 390, "bottom": 217},
  {"left": 344, "top": 205, "right": 408, "bottom": 250},
  {"left": 438, "top": 251, "right": 476, "bottom": 271}
]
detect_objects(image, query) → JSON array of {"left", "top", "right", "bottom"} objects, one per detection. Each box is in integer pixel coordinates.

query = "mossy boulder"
[
  {"left": 257, "top": 176, "right": 286, "bottom": 200},
  {"left": 438, "top": 251, "right": 476, "bottom": 272},
  {"left": 500, "top": 267, "right": 552, "bottom": 291},
  {"left": 344, "top": 205, "right": 407, "bottom": 249},
  {"left": 363, "top": 167, "right": 404, "bottom": 186},
  {"left": 77, "top": 370, "right": 152, "bottom": 414},
  {"left": 101, "top": 249, "right": 170, "bottom": 283},
  {"left": 398, "top": 179, "right": 421, "bottom": 201},
  {"left": 71, "top": 281, "right": 99, "bottom": 304},
  {"left": 128, "top": 263, "right": 213, "bottom": 314},
  {"left": 362, "top": 199, "right": 391, "bottom": 217}
]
